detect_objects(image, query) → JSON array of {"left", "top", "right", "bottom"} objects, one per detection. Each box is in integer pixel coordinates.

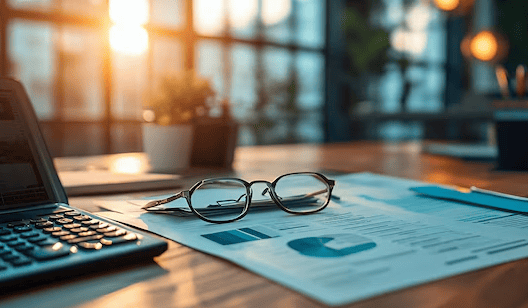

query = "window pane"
[
  {"left": 228, "top": 0, "right": 258, "bottom": 39},
  {"left": 8, "top": 21, "right": 55, "bottom": 120},
  {"left": 8, "top": 0, "right": 53, "bottom": 11},
  {"left": 230, "top": 44, "right": 257, "bottom": 120},
  {"left": 152, "top": 38, "right": 184, "bottom": 86},
  {"left": 295, "top": 51, "right": 324, "bottom": 111},
  {"left": 295, "top": 0, "right": 325, "bottom": 49},
  {"left": 263, "top": 0, "right": 292, "bottom": 44},
  {"left": 195, "top": 40, "right": 224, "bottom": 98},
  {"left": 151, "top": 0, "right": 186, "bottom": 29},
  {"left": 194, "top": 0, "right": 225, "bottom": 36},
  {"left": 112, "top": 52, "right": 148, "bottom": 119},
  {"left": 60, "top": 27, "right": 103, "bottom": 120}
]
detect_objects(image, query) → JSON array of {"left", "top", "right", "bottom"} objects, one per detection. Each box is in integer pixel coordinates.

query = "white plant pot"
[{"left": 142, "top": 123, "right": 194, "bottom": 173}]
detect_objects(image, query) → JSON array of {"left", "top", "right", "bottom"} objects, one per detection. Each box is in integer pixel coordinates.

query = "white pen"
[{"left": 470, "top": 186, "right": 528, "bottom": 202}]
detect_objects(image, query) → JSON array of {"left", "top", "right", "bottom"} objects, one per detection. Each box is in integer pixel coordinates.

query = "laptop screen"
[{"left": 0, "top": 89, "right": 51, "bottom": 208}]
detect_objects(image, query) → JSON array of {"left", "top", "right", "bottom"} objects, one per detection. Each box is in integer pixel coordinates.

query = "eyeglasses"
[{"left": 141, "top": 172, "right": 336, "bottom": 223}]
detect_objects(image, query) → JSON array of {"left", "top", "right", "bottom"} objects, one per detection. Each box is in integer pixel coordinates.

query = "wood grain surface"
[{"left": 3, "top": 141, "right": 528, "bottom": 308}]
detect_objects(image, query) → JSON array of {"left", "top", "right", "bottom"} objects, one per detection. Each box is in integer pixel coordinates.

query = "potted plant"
[{"left": 142, "top": 70, "right": 217, "bottom": 172}]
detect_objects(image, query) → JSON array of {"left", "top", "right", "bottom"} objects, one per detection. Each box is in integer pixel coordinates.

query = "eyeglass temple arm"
[{"left": 141, "top": 191, "right": 185, "bottom": 209}]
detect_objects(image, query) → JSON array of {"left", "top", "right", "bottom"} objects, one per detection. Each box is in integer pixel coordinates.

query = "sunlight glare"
[
  {"left": 110, "top": 156, "right": 144, "bottom": 174},
  {"left": 110, "top": 25, "right": 149, "bottom": 55},
  {"left": 194, "top": 0, "right": 225, "bottom": 36},
  {"left": 109, "top": 0, "right": 149, "bottom": 25},
  {"left": 433, "top": 0, "right": 460, "bottom": 11},
  {"left": 228, "top": 0, "right": 258, "bottom": 29},
  {"left": 262, "top": 0, "right": 292, "bottom": 26}
]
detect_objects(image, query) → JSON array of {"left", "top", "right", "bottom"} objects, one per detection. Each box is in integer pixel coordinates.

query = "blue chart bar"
[{"left": 202, "top": 227, "right": 277, "bottom": 245}]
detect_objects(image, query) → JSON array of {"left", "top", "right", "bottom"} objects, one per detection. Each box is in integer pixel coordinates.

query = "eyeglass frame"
[{"left": 142, "top": 172, "right": 336, "bottom": 223}]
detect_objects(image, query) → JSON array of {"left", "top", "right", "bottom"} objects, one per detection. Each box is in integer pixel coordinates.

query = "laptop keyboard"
[{"left": 0, "top": 207, "right": 139, "bottom": 271}]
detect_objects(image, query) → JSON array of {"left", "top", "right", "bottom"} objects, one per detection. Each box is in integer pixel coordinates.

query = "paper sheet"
[{"left": 95, "top": 173, "right": 528, "bottom": 306}]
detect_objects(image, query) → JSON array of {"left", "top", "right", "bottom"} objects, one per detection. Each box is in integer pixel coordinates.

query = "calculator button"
[
  {"left": 20, "top": 231, "right": 39, "bottom": 239},
  {"left": 96, "top": 226, "right": 117, "bottom": 233},
  {"left": 60, "top": 235, "right": 77, "bottom": 241},
  {"left": 77, "top": 242, "right": 103, "bottom": 250},
  {"left": 13, "top": 226, "right": 32, "bottom": 233},
  {"left": 28, "top": 235, "right": 48, "bottom": 243},
  {"left": 101, "top": 233, "right": 137, "bottom": 246},
  {"left": 73, "top": 215, "right": 91, "bottom": 221},
  {"left": 67, "top": 235, "right": 103, "bottom": 244},
  {"left": 69, "top": 227, "right": 89, "bottom": 233},
  {"left": 2, "top": 253, "right": 20, "bottom": 262},
  {"left": 77, "top": 231, "right": 97, "bottom": 237},
  {"left": 90, "top": 223, "right": 109, "bottom": 230},
  {"left": 64, "top": 211, "right": 81, "bottom": 217},
  {"left": 43, "top": 227, "right": 62, "bottom": 233},
  {"left": 56, "top": 219, "right": 73, "bottom": 225},
  {"left": 7, "top": 240, "right": 25, "bottom": 248},
  {"left": 0, "top": 228, "right": 10, "bottom": 236},
  {"left": 0, "top": 262, "right": 7, "bottom": 271},
  {"left": 7, "top": 222, "right": 25, "bottom": 228},
  {"left": 29, "top": 218, "right": 47, "bottom": 224},
  {"left": 0, "top": 234, "right": 18, "bottom": 242},
  {"left": 35, "top": 221, "right": 54, "bottom": 229},
  {"left": 14, "top": 243, "right": 35, "bottom": 252},
  {"left": 103, "top": 230, "right": 127, "bottom": 238},
  {"left": 51, "top": 231, "right": 70, "bottom": 237},
  {"left": 35, "top": 239, "right": 59, "bottom": 247},
  {"left": 11, "top": 256, "right": 32, "bottom": 267},
  {"left": 82, "top": 220, "right": 100, "bottom": 226},
  {"left": 48, "top": 214, "right": 64, "bottom": 220},
  {"left": 63, "top": 223, "right": 81, "bottom": 229},
  {"left": 26, "top": 243, "right": 70, "bottom": 261}
]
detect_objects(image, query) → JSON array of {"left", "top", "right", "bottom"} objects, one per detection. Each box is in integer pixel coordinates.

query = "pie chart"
[{"left": 287, "top": 233, "right": 376, "bottom": 258}]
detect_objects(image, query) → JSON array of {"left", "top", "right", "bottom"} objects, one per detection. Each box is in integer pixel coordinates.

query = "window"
[{"left": 2, "top": 0, "right": 326, "bottom": 156}]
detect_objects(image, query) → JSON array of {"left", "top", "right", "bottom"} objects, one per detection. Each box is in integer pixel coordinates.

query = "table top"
[{"left": 3, "top": 141, "right": 528, "bottom": 308}]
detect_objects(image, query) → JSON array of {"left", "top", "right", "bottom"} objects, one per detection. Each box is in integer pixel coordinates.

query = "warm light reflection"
[
  {"left": 110, "top": 156, "right": 144, "bottom": 174},
  {"left": 390, "top": 28, "right": 428, "bottom": 56},
  {"left": 433, "top": 0, "right": 460, "bottom": 11},
  {"left": 143, "top": 110, "right": 156, "bottom": 122},
  {"left": 406, "top": 3, "right": 431, "bottom": 31},
  {"left": 470, "top": 31, "right": 498, "bottom": 62},
  {"left": 228, "top": 0, "right": 258, "bottom": 29},
  {"left": 262, "top": 0, "right": 292, "bottom": 26},
  {"left": 109, "top": 0, "right": 149, "bottom": 25},
  {"left": 194, "top": 0, "right": 225, "bottom": 36},
  {"left": 110, "top": 25, "right": 149, "bottom": 55}
]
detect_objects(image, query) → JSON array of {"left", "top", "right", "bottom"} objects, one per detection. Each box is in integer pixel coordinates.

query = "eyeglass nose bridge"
[{"left": 246, "top": 180, "right": 281, "bottom": 204}]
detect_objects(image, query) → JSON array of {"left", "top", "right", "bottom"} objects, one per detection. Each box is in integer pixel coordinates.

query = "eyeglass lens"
[
  {"left": 190, "top": 179, "right": 248, "bottom": 221},
  {"left": 274, "top": 173, "right": 330, "bottom": 213},
  {"left": 189, "top": 174, "right": 330, "bottom": 222}
]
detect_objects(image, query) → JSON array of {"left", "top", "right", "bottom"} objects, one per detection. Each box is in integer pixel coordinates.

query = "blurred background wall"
[{"left": 1, "top": 0, "right": 523, "bottom": 157}]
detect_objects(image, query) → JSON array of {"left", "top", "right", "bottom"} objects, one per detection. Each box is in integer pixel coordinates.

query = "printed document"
[{"left": 95, "top": 173, "right": 528, "bottom": 306}]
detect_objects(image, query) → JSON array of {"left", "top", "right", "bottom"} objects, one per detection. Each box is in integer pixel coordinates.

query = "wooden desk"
[{"left": 3, "top": 141, "right": 528, "bottom": 308}]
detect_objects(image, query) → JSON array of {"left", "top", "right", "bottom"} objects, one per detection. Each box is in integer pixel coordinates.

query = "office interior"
[{"left": 0, "top": 0, "right": 523, "bottom": 158}]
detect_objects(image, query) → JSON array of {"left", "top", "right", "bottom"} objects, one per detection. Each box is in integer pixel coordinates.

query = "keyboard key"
[
  {"left": 67, "top": 234, "right": 103, "bottom": 244},
  {"left": 20, "top": 231, "right": 39, "bottom": 239},
  {"left": 63, "top": 223, "right": 81, "bottom": 229},
  {"left": 0, "top": 234, "right": 18, "bottom": 242},
  {"left": 28, "top": 235, "right": 48, "bottom": 243},
  {"left": 56, "top": 219, "right": 73, "bottom": 225},
  {"left": 96, "top": 226, "right": 117, "bottom": 233},
  {"left": 14, "top": 243, "right": 35, "bottom": 252},
  {"left": 43, "top": 227, "right": 62, "bottom": 233},
  {"left": 73, "top": 215, "right": 91, "bottom": 221},
  {"left": 90, "top": 223, "right": 109, "bottom": 230},
  {"left": 48, "top": 214, "right": 64, "bottom": 220},
  {"left": 30, "top": 218, "right": 47, "bottom": 224},
  {"left": 7, "top": 222, "right": 26, "bottom": 228},
  {"left": 104, "top": 230, "right": 127, "bottom": 238},
  {"left": 26, "top": 243, "right": 70, "bottom": 261},
  {"left": 82, "top": 220, "right": 100, "bottom": 226},
  {"left": 11, "top": 256, "right": 32, "bottom": 267},
  {"left": 51, "top": 231, "right": 70, "bottom": 237},
  {"left": 35, "top": 221, "right": 54, "bottom": 229},
  {"left": 101, "top": 233, "right": 137, "bottom": 246},
  {"left": 77, "top": 242, "right": 103, "bottom": 250},
  {"left": 60, "top": 235, "right": 77, "bottom": 241},
  {"left": 64, "top": 211, "right": 81, "bottom": 217},
  {"left": 77, "top": 231, "right": 97, "bottom": 237},
  {"left": 35, "top": 239, "right": 59, "bottom": 247},
  {"left": 13, "top": 226, "right": 32, "bottom": 233},
  {"left": 69, "top": 227, "right": 89, "bottom": 233}
]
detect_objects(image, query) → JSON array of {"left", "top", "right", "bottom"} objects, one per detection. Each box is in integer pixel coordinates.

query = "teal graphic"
[{"left": 287, "top": 234, "right": 376, "bottom": 258}]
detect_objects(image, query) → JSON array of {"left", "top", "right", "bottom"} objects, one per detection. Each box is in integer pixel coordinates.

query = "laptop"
[{"left": 0, "top": 78, "right": 168, "bottom": 290}]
